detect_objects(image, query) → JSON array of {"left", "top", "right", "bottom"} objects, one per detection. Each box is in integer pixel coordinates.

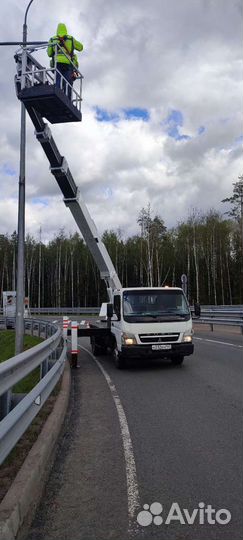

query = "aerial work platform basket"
[{"left": 15, "top": 44, "right": 83, "bottom": 124}]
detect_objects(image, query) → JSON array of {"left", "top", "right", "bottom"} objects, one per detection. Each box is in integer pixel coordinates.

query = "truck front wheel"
[
  {"left": 171, "top": 355, "right": 184, "bottom": 366},
  {"left": 113, "top": 346, "right": 126, "bottom": 369}
]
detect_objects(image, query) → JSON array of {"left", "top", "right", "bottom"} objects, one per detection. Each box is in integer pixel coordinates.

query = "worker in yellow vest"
[{"left": 48, "top": 23, "right": 83, "bottom": 99}]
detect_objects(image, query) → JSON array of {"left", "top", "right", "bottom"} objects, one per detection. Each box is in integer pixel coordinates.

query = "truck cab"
[{"left": 110, "top": 287, "right": 193, "bottom": 368}]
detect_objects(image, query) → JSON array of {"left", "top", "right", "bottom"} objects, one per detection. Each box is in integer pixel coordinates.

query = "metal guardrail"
[
  {"left": 195, "top": 309, "right": 243, "bottom": 318},
  {"left": 0, "top": 318, "right": 66, "bottom": 464},
  {"left": 193, "top": 317, "right": 243, "bottom": 333},
  {"left": 1, "top": 306, "right": 243, "bottom": 316},
  {"left": 0, "top": 307, "right": 100, "bottom": 316},
  {"left": 30, "top": 307, "right": 100, "bottom": 315},
  {"left": 191, "top": 306, "right": 243, "bottom": 332},
  {"left": 200, "top": 305, "right": 243, "bottom": 310}
]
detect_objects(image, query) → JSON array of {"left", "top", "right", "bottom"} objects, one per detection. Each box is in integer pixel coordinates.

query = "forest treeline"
[{"left": 0, "top": 205, "right": 242, "bottom": 307}]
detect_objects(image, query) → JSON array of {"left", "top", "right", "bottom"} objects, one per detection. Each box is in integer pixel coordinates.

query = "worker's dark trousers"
[{"left": 56, "top": 63, "right": 73, "bottom": 99}]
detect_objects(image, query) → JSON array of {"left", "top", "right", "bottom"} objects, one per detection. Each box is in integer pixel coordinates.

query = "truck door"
[{"left": 112, "top": 295, "right": 122, "bottom": 348}]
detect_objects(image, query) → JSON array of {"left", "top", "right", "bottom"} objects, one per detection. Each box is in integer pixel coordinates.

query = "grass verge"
[{"left": 0, "top": 330, "right": 42, "bottom": 362}]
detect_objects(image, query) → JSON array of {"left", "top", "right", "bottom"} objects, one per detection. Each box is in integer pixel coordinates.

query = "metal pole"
[
  {"left": 15, "top": 101, "right": 26, "bottom": 354},
  {"left": 0, "top": 41, "right": 47, "bottom": 46},
  {"left": 15, "top": 0, "right": 35, "bottom": 355}
]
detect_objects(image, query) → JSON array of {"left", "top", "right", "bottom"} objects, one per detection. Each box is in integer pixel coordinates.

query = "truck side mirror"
[
  {"left": 107, "top": 303, "right": 113, "bottom": 318},
  {"left": 194, "top": 303, "right": 201, "bottom": 317}
]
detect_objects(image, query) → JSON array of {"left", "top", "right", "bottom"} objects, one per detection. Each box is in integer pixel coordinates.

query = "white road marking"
[
  {"left": 78, "top": 344, "right": 140, "bottom": 531},
  {"left": 194, "top": 336, "right": 243, "bottom": 348}
]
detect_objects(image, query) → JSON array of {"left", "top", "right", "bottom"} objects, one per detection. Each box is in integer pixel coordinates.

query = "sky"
[{"left": 0, "top": 0, "right": 242, "bottom": 242}]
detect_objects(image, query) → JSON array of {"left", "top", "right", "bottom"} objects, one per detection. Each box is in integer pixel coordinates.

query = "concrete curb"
[{"left": 0, "top": 361, "right": 71, "bottom": 540}]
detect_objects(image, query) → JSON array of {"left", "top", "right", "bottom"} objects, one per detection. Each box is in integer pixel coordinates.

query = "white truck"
[
  {"left": 90, "top": 287, "right": 193, "bottom": 368},
  {"left": 16, "top": 47, "right": 194, "bottom": 368}
]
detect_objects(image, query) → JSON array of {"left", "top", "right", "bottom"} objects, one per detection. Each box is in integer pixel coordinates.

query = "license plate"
[{"left": 152, "top": 344, "right": 172, "bottom": 350}]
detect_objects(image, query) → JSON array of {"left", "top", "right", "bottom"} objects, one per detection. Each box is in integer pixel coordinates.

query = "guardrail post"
[
  {"left": 41, "top": 359, "right": 48, "bottom": 378},
  {"left": 0, "top": 390, "right": 11, "bottom": 420},
  {"left": 43, "top": 323, "right": 47, "bottom": 339},
  {"left": 54, "top": 337, "right": 61, "bottom": 362},
  {"left": 71, "top": 321, "right": 78, "bottom": 368}
]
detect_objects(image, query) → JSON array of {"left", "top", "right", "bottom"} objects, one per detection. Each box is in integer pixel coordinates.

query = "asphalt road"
[{"left": 25, "top": 327, "right": 243, "bottom": 540}]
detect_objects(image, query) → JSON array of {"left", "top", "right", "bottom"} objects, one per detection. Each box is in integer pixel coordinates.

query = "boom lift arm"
[{"left": 15, "top": 47, "right": 122, "bottom": 300}]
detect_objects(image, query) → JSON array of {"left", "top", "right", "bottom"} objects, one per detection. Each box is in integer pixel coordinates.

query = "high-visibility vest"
[{"left": 48, "top": 34, "right": 83, "bottom": 66}]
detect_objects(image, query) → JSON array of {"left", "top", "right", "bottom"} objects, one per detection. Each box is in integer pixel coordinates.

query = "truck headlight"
[
  {"left": 182, "top": 331, "right": 193, "bottom": 343},
  {"left": 121, "top": 333, "right": 137, "bottom": 345}
]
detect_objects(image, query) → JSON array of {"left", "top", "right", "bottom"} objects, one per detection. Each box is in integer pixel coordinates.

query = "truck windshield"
[{"left": 123, "top": 290, "right": 190, "bottom": 323}]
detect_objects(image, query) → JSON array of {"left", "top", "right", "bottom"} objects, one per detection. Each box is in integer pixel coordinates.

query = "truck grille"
[{"left": 139, "top": 333, "right": 180, "bottom": 344}]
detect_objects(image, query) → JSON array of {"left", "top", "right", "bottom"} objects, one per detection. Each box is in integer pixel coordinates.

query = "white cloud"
[{"left": 0, "top": 0, "right": 242, "bottom": 242}]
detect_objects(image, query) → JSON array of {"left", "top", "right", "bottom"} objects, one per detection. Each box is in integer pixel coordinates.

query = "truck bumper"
[{"left": 121, "top": 343, "right": 194, "bottom": 359}]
